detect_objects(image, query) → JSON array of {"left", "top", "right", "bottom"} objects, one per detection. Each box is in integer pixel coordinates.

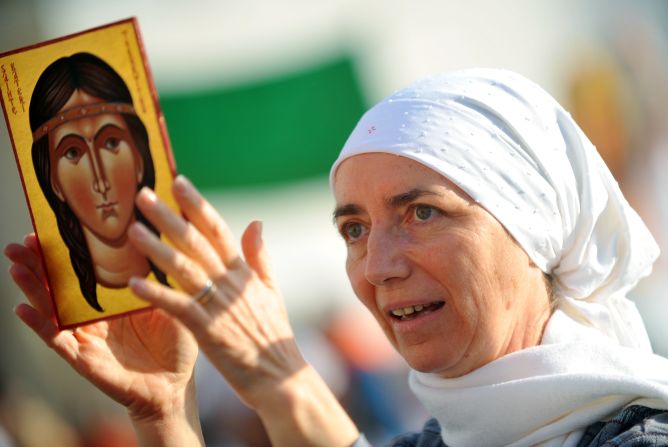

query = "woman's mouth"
[{"left": 389, "top": 301, "right": 445, "bottom": 321}]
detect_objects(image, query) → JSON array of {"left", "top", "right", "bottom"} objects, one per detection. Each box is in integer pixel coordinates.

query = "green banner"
[{"left": 161, "top": 56, "right": 366, "bottom": 189}]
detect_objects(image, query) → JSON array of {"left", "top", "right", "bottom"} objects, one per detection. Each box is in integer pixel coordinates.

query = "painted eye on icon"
[
  {"left": 103, "top": 136, "right": 121, "bottom": 151},
  {"left": 64, "top": 146, "right": 82, "bottom": 162}
]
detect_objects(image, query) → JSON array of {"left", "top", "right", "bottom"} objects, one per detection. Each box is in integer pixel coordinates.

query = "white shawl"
[{"left": 330, "top": 69, "right": 668, "bottom": 446}]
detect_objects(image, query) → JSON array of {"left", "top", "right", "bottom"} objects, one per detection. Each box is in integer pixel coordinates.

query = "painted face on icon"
[{"left": 49, "top": 90, "right": 143, "bottom": 244}]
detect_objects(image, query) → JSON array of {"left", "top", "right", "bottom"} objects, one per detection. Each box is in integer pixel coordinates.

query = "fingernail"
[
  {"left": 129, "top": 222, "right": 149, "bottom": 240},
  {"left": 128, "top": 277, "right": 146, "bottom": 293},
  {"left": 173, "top": 175, "right": 193, "bottom": 197},
  {"left": 256, "top": 220, "right": 264, "bottom": 243},
  {"left": 176, "top": 174, "right": 192, "bottom": 187},
  {"left": 140, "top": 187, "right": 157, "bottom": 202}
]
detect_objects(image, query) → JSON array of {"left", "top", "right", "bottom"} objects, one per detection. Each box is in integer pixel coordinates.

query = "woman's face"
[
  {"left": 333, "top": 153, "right": 548, "bottom": 378},
  {"left": 48, "top": 90, "right": 143, "bottom": 244}
]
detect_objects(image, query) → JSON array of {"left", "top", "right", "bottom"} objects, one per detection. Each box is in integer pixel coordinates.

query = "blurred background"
[{"left": 1, "top": 0, "right": 668, "bottom": 445}]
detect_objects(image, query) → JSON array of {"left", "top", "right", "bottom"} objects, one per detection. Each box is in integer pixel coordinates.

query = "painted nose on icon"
[{"left": 89, "top": 147, "right": 111, "bottom": 196}]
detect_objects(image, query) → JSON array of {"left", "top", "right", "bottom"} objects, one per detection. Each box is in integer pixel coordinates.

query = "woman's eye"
[
  {"left": 414, "top": 205, "right": 436, "bottom": 221},
  {"left": 342, "top": 222, "right": 365, "bottom": 242},
  {"left": 103, "top": 136, "right": 121, "bottom": 150}
]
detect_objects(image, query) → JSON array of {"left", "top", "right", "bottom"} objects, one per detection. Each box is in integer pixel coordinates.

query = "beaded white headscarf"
[{"left": 330, "top": 68, "right": 659, "bottom": 350}]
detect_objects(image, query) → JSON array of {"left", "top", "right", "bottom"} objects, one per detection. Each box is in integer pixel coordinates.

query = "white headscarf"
[{"left": 330, "top": 69, "right": 668, "bottom": 446}]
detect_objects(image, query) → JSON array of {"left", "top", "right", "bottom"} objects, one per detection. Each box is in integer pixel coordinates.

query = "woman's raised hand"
[
  {"left": 127, "top": 176, "right": 359, "bottom": 446},
  {"left": 4, "top": 234, "right": 203, "bottom": 446},
  {"left": 128, "top": 176, "right": 304, "bottom": 407}
]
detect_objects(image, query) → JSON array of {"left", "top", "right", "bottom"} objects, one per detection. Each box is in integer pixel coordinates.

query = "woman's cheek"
[{"left": 346, "top": 254, "right": 373, "bottom": 306}]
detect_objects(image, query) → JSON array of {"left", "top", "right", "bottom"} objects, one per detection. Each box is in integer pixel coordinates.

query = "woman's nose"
[
  {"left": 364, "top": 227, "right": 410, "bottom": 286},
  {"left": 88, "top": 144, "right": 111, "bottom": 196}
]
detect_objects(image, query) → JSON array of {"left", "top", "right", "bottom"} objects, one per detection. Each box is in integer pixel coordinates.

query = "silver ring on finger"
[{"left": 192, "top": 279, "right": 217, "bottom": 306}]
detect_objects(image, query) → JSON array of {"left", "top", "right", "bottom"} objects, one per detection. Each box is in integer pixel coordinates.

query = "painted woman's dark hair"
[{"left": 29, "top": 52, "right": 168, "bottom": 312}]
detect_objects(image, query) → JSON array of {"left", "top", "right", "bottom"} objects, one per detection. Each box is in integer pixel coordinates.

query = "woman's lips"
[{"left": 389, "top": 301, "right": 446, "bottom": 321}]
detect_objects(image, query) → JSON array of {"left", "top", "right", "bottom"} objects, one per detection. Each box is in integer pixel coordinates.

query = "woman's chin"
[
  {"left": 404, "top": 353, "right": 453, "bottom": 375},
  {"left": 402, "top": 350, "right": 473, "bottom": 378}
]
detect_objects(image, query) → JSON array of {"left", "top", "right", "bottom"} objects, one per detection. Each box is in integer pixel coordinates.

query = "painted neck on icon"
[{"left": 83, "top": 226, "right": 151, "bottom": 288}]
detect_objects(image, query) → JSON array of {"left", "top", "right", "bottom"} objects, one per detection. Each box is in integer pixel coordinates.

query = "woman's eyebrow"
[
  {"left": 388, "top": 188, "right": 439, "bottom": 207},
  {"left": 333, "top": 203, "right": 362, "bottom": 220},
  {"left": 332, "top": 188, "right": 440, "bottom": 221}
]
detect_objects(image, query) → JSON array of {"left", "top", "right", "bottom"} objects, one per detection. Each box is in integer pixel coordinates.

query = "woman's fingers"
[
  {"left": 241, "top": 221, "right": 274, "bottom": 285},
  {"left": 25, "top": 233, "right": 47, "bottom": 283},
  {"left": 6, "top": 235, "right": 79, "bottom": 362},
  {"left": 172, "top": 176, "right": 243, "bottom": 269},
  {"left": 14, "top": 303, "right": 60, "bottom": 346},
  {"left": 128, "top": 221, "right": 209, "bottom": 294},
  {"left": 6, "top": 253, "right": 54, "bottom": 316},
  {"left": 135, "top": 188, "right": 225, "bottom": 278},
  {"left": 5, "top": 238, "right": 47, "bottom": 285},
  {"left": 24, "top": 232, "right": 42, "bottom": 256},
  {"left": 14, "top": 303, "right": 78, "bottom": 364},
  {"left": 128, "top": 277, "right": 209, "bottom": 337}
]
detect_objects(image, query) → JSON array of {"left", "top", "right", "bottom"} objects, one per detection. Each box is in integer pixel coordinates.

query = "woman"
[
  {"left": 6, "top": 68, "right": 668, "bottom": 446},
  {"left": 30, "top": 52, "right": 168, "bottom": 311}
]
